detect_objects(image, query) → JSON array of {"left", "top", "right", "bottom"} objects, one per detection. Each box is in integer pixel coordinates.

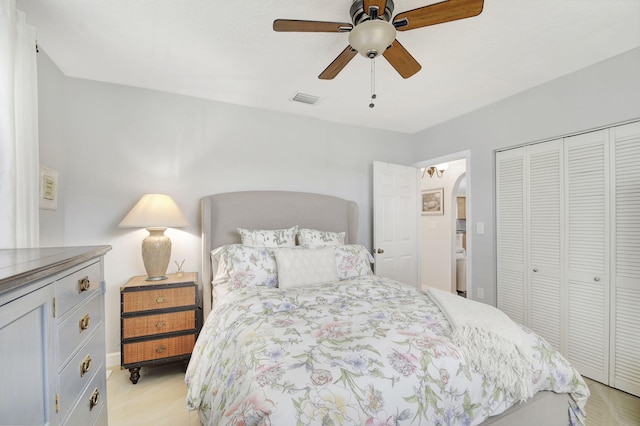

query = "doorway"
[{"left": 415, "top": 151, "right": 470, "bottom": 296}]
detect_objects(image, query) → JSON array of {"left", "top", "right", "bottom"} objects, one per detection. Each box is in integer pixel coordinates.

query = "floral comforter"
[{"left": 186, "top": 276, "right": 588, "bottom": 425}]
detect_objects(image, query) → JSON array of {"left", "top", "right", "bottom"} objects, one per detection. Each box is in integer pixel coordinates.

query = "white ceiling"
[{"left": 18, "top": 0, "right": 640, "bottom": 134}]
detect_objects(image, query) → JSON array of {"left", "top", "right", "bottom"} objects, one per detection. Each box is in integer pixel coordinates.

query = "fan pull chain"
[{"left": 369, "top": 58, "right": 377, "bottom": 108}]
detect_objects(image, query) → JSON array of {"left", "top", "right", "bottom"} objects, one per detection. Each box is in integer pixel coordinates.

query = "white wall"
[
  {"left": 37, "top": 52, "right": 67, "bottom": 245},
  {"left": 410, "top": 47, "right": 640, "bottom": 306},
  {"left": 36, "top": 52, "right": 416, "bottom": 361}
]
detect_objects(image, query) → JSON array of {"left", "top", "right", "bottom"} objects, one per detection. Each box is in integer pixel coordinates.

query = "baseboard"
[{"left": 106, "top": 351, "right": 121, "bottom": 369}]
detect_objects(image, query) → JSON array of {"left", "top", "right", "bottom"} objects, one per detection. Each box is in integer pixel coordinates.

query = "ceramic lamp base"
[{"left": 142, "top": 227, "right": 171, "bottom": 281}]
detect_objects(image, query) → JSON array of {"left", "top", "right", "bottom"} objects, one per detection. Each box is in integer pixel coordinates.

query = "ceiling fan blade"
[
  {"left": 393, "top": 0, "right": 484, "bottom": 31},
  {"left": 363, "top": 0, "right": 387, "bottom": 18},
  {"left": 273, "top": 19, "right": 353, "bottom": 33},
  {"left": 382, "top": 40, "right": 422, "bottom": 78},
  {"left": 319, "top": 46, "right": 358, "bottom": 80}
]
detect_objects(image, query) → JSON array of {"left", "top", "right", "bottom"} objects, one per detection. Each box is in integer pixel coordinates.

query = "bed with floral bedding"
[
  {"left": 190, "top": 192, "right": 590, "bottom": 425},
  {"left": 185, "top": 243, "right": 589, "bottom": 426}
]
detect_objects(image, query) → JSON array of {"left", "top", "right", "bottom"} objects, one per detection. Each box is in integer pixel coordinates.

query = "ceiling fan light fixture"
[{"left": 348, "top": 19, "right": 396, "bottom": 58}]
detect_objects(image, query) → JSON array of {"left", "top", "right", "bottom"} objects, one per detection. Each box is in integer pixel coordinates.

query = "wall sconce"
[
  {"left": 118, "top": 194, "right": 190, "bottom": 281},
  {"left": 423, "top": 163, "right": 449, "bottom": 178}
]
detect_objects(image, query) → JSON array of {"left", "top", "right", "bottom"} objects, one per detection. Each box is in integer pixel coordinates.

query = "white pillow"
[
  {"left": 238, "top": 226, "right": 298, "bottom": 248},
  {"left": 275, "top": 247, "right": 339, "bottom": 289},
  {"left": 297, "top": 228, "right": 345, "bottom": 248}
]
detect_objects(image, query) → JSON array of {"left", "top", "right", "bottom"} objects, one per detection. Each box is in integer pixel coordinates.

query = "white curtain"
[{"left": 0, "top": 0, "right": 39, "bottom": 248}]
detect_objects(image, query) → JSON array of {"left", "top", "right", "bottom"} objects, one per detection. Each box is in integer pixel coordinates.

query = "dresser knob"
[
  {"left": 79, "top": 314, "right": 91, "bottom": 332},
  {"left": 77, "top": 277, "right": 91, "bottom": 293},
  {"left": 80, "top": 355, "right": 92, "bottom": 377},
  {"left": 156, "top": 296, "right": 165, "bottom": 303},
  {"left": 594, "top": 276, "right": 601, "bottom": 282},
  {"left": 155, "top": 321, "right": 166, "bottom": 329},
  {"left": 156, "top": 345, "right": 166, "bottom": 354},
  {"left": 89, "top": 388, "right": 100, "bottom": 411}
]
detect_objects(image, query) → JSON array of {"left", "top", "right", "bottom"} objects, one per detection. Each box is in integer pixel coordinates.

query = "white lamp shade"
[
  {"left": 118, "top": 194, "right": 190, "bottom": 228},
  {"left": 119, "top": 194, "right": 189, "bottom": 281},
  {"left": 348, "top": 19, "right": 396, "bottom": 58}
]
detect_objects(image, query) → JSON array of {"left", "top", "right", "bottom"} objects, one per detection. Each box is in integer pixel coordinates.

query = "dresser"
[
  {"left": 120, "top": 272, "right": 198, "bottom": 384},
  {"left": 0, "top": 246, "right": 111, "bottom": 426}
]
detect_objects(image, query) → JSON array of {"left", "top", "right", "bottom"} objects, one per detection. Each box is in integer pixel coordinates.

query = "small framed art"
[{"left": 422, "top": 188, "right": 444, "bottom": 215}]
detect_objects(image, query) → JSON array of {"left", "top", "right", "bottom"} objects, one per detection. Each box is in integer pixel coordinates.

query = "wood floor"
[{"left": 107, "top": 363, "right": 640, "bottom": 425}]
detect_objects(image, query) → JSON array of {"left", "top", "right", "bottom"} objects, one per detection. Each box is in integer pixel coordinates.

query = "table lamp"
[{"left": 119, "top": 194, "right": 190, "bottom": 281}]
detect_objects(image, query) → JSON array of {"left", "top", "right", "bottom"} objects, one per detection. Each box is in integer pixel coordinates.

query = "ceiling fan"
[{"left": 273, "top": 0, "right": 484, "bottom": 80}]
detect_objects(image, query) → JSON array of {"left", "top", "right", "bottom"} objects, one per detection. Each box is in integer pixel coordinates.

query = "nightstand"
[{"left": 120, "top": 272, "right": 199, "bottom": 384}]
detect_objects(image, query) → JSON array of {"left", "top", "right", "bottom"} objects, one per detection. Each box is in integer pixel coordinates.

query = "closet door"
[
  {"left": 564, "top": 130, "right": 610, "bottom": 383},
  {"left": 527, "top": 140, "right": 563, "bottom": 351},
  {"left": 610, "top": 121, "right": 640, "bottom": 397},
  {"left": 496, "top": 148, "right": 526, "bottom": 324}
]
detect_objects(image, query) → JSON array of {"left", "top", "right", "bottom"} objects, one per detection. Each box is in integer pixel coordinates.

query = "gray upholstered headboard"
[{"left": 200, "top": 191, "right": 359, "bottom": 318}]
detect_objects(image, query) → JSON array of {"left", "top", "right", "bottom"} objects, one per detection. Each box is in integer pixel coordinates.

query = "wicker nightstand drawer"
[
  {"left": 122, "top": 310, "right": 196, "bottom": 339},
  {"left": 122, "top": 286, "right": 195, "bottom": 313},
  {"left": 120, "top": 272, "right": 199, "bottom": 384},
  {"left": 122, "top": 334, "right": 195, "bottom": 364}
]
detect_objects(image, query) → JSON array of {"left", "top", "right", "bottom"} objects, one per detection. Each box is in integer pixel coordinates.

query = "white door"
[
  {"left": 496, "top": 140, "right": 564, "bottom": 352},
  {"left": 565, "top": 129, "right": 610, "bottom": 383},
  {"left": 373, "top": 161, "right": 419, "bottom": 288},
  {"left": 609, "top": 120, "right": 640, "bottom": 397},
  {"left": 528, "top": 139, "right": 563, "bottom": 352}
]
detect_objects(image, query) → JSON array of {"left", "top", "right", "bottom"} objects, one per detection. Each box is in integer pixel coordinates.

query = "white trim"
[{"left": 106, "top": 351, "right": 121, "bottom": 369}]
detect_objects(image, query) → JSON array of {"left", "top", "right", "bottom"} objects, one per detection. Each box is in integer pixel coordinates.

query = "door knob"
[
  {"left": 375, "top": 248, "right": 384, "bottom": 254},
  {"left": 533, "top": 268, "right": 538, "bottom": 272}
]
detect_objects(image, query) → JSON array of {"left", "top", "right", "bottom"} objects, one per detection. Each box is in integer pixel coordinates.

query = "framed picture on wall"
[{"left": 422, "top": 188, "right": 444, "bottom": 215}]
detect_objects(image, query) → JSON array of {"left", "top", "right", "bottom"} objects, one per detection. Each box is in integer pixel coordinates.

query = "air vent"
[{"left": 291, "top": 92, "right": 321, "bottom": 106}]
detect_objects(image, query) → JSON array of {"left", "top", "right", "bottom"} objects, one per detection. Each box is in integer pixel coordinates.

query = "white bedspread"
[{"left": 427, "top": 288, "right": 534, "bottom": 402}]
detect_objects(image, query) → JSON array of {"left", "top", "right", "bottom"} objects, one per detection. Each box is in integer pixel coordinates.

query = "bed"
[{"left": 186, "top": 191, "right": 589, "bottom": 426}]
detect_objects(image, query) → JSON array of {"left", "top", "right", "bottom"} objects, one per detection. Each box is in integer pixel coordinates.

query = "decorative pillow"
[
  {"left": 297, "top": 228, "right": 345, "bottom": 248},
  {"left": 335, "top": 244, "right": 374, "bottom": 280},
  {"left": 275, "top": 247, "right": 339, "bottom": 289},
  {"left": 211, "top": 244, "right": 279, "bottom": 291},
  {"left": 238, "top": 226, "right": 298, "bottom": 248}
]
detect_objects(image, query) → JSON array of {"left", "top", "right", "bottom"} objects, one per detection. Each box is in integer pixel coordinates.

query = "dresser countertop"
[{"left": 0, "top": 246, "right": 112, "bottom": 295}]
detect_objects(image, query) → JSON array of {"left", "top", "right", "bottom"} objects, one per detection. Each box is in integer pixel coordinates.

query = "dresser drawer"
[
  {"left": 122, "top": 286, "right": 195, "bottom": 313},
  {"left": 58, "top": 324, "right": 105, "bottom": 420},
  {"left": 57, "top": 292, "right": 103, "bottom": 368},
  {"left": 122, "top": 310, "right": 196, "bottom": 339},
  {"left": 64, "top": 364, "right": 107, "bottom": 426},
  {"left": 54, "top": 261, "right": 102, "bottom": 317},
  {"left": 123, "top": 333, "right": 195, "bottom": 365}
]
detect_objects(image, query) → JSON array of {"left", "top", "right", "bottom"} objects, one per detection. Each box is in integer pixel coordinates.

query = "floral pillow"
[
  {"left": 297, "top": 228, "right": 346, "bottom": 248},
  {"left": 335, "top": 244, "right": 374, "bottom": 280},
  {"left": 212, "top": 244, "right": 280, "bottom": 291},
  {"left": 237, "top": 226, "right": 298, "bottom": 248},
  {"left": 275, "top": 247, "right": 339, "bottom": 289}
]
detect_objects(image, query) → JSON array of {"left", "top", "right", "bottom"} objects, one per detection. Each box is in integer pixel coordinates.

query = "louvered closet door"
[
  {"left": 527, "top": 140, "right": 563, "bottom": 351},
  {"left": 496, "top": 148, "right": 526, "bottom": 324},
  {"left": 564, "top": 130, "right": 610, "bottom": 383},
  {"left": 610, "top": 121, "right": 640, "bottom": 397}
]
